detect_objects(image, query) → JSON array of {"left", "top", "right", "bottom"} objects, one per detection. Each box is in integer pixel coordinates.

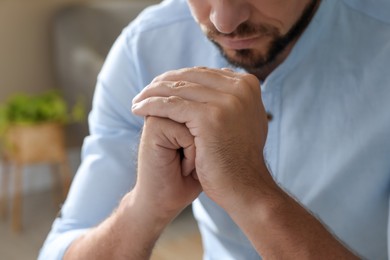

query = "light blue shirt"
[{"left": 39, "top": 0, "right": 390, "bottom": 259}]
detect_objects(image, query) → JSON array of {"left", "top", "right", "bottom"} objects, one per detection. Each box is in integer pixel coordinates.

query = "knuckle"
[
  {"left": 164, "top": 95, "right": 182, "bottom": 104},
  {"left": 170, "top": 81, "right": 186, "bottom": 90},
  {"left": 242, "top": 73, "right": 259, "bottom": 86},
  {"left": 239, "top": 74, "right": 261, "bottom": 98}
]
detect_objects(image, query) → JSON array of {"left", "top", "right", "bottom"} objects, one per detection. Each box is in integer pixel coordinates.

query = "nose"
[{"left": 210, "top": 0, "right": 250, "bottom": 34}]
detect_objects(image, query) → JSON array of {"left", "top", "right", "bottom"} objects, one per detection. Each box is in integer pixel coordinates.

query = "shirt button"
[{"left": 266, "top": 112, "right": 273, "bottom": 121}]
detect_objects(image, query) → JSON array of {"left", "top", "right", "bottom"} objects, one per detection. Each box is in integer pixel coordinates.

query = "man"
[{"left": 40, "top": 0, "right": 390, "bottom": 259}]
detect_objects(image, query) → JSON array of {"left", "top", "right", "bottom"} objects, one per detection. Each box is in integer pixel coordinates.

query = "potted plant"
[
  {"left": 0, "top": 90, "right": 85, "bottom": 163},
  {"left": 0, "top": 90, "right": 85, "bottom": 232}
]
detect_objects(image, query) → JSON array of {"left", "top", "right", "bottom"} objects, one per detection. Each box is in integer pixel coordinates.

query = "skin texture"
[
  {"left": 64, "top": 1, "right": 360, "bottom": 259},
  {"left": 64, "top": 117, "right": 202, "bottom": 260},
  {"left": 132, "top": 67, "right": 360, "bottom": 259},
  {"left": 133, "top": 68, "right": 271, "bottom": 208}
]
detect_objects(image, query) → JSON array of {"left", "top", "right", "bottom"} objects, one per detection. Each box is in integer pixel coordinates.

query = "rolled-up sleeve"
[{"left": 38, "top": 26, "right": 146, "bottom": 259}]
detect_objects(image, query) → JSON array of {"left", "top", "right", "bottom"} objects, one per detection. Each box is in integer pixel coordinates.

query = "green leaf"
[{"left": 0, "top": 89, "right": 86, "bottom": 127}]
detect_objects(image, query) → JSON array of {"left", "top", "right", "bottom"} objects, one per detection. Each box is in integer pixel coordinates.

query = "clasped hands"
[{"left": 131, "top": 67, "right": 274, "bottom": 222}]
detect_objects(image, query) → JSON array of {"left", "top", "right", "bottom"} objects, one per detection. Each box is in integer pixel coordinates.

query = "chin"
[{"left": 223, "top": 48, "right": 268, "bottom": 70}]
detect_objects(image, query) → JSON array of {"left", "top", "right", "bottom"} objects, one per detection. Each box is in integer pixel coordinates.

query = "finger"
[
  {"left": 166, "top": 123, "right": 196, "bottom": 177},
  {"left": 132, "top": 96, "right": 207, "bottom": 127},
  {"left": 191, "top": 67, "right": 260, "bottom": 91},
  {"left": 181, "top": 143, "right": 196, "bottom": 176},
  {"left": 132, "top": 80, "right": 227, "bottom": 104},
  {"left": 195, "top": 66, "right": 237, "bottom": 75},
  {"left": 154, "top": 67, "right": 236, "bottom": 82},
  {"left": 144, "top": 117, "right": 196, "bottom": 176},
  {"left": 152, "top": 67, "right": 260, "bottom": 98},
  {"left": 152, "top": 67, "right": 241, "bottom": 93},
  {"left": 191, "top": 169, "right": 199, "bottom": 181}
]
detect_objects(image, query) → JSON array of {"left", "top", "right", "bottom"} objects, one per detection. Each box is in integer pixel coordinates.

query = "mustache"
[{"left": 205, "top": 22, "right": 280, "bottom": 39}]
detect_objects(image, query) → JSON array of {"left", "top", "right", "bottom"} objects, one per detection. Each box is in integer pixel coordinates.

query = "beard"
[{"left": 205, "top": 0, "right": 320, "bottom": 72}]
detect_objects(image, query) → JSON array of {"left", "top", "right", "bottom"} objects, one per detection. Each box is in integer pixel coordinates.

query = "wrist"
[
  {"left": 64, "top": 190, "right": 172, "bottom": 260},
  {"left": 224, "top": 183, "right": 358, "bottom": 259},
  {"left": 226, "top": 178, "right": 288, "bottom": 224},
  {"left": 118, "top": 190, "right": 173, "bottom": 237},
  {"left": 218, "top": 161, "right": 283, "bottom": 217}
]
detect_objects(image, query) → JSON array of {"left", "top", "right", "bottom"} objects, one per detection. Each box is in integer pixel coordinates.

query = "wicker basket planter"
[
  {"left": 5, "top": 122, "right": 67, "bottom": 164},
  {"left": 0, "top": 91, "right": 85, "bottom": 232},
  {"left": 1, "top": 122, "right": 71, "bottom": 232}
]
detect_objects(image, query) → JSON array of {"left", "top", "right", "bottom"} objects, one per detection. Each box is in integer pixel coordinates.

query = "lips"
[{"left": 216, "top": 35, "right": 262, "bottom": 50}]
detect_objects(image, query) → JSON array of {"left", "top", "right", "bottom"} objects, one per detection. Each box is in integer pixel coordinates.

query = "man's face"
[{"left": 188, "top": 0, "right": 319, "bottom": 72}]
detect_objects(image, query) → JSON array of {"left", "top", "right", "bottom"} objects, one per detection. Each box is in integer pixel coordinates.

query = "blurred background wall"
[
  {"left": 0, "top": 0, "right": 88, "bottom": 101},
  {"left": 0, "top": 0, "right": 91, "bottom": 195},
  {"left": 0, "top": 0, "right": 148, "bottom": 187},
  {"left": 0, "top": 0, "right": 158, "bottom": 193}
]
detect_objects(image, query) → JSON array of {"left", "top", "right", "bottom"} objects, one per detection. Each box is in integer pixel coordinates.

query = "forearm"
[
  {"left": 63, "top": 191, "right": 168, "bottom": 260},
  {"left": 228, "top": 185, "right": 359, "bottom": 259}
]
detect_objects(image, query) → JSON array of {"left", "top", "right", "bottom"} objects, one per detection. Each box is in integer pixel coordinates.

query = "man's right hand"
[
  {"left": 64, "top": 116, "right": 201, "bottom": 260},
  {"left": 132, "top": 116, "right": 202, "bottom": 222}
]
